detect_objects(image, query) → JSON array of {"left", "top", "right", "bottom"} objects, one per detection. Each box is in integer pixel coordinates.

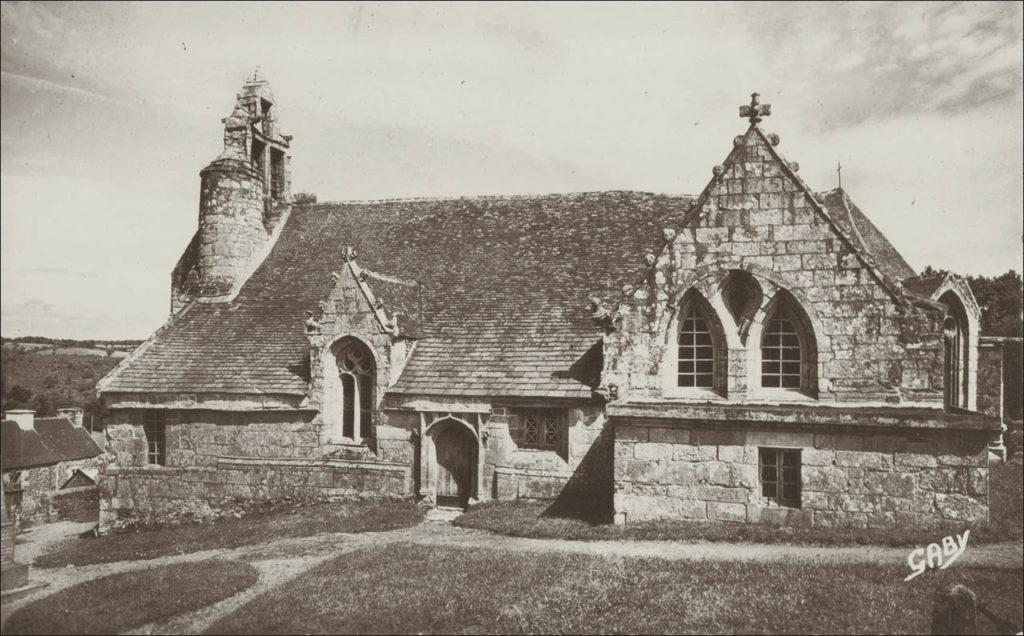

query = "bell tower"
[{"left": 171, "top": 73, "right": 294, "bottom": 311}]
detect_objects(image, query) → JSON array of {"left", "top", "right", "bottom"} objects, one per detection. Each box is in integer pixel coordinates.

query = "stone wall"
[
  {"left": 99, "top": 457, "right": 410, "bottom": 528},
  {"left": 486, "top": 405, "right": 612, "bottom": 514},
  {"left": 99, "top": 408, "right": 413, "bottom": 528},
  {"left": 194, "top": 157, "right": 268, "bottom": 298},
  {"left": 49, "top": 486, "right": 100, "bottom": 523},
  {"left": 614, "top": 421, "right": 990, "bottom": 528},
  {"left": 601, "top": 126, "right": 948, "bottom": 405},
  {"left": 4, "top": 457, "right": 99, "bottom": 524},
  {"left": 105, "top": 409, "right": 321, "bottom": 467}
]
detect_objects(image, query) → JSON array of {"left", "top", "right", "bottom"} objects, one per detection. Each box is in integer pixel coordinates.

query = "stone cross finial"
[{"left": 739, "top": 92, "right": 771, "bottom": 124}]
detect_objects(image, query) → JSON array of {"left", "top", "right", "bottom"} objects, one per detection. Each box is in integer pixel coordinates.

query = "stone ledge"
[
  {"left": 217, "top": 455, "right": 408, "bottom": 473},
  {"left": 608, "top": 402, "right": 999, "bottom": 431}
]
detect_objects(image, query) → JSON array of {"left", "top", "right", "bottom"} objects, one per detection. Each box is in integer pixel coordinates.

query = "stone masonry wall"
[
  {"left": 614, "top": 421, "right": 990, "bottom": 528},
  {"left": 4, "top": 457, "right": 99, "bottom": 524},
  {"left": 602, "top": 126, "right": 946, "bottom": 405},
  {"left": 195, "top": 158, "right": 268, "bottom": 297},
  {"left": 486, "top": 405, "right": 612, "bottom": 510},
  {"left": 99, "top": 408, "right": 413, "bottom": 528}
]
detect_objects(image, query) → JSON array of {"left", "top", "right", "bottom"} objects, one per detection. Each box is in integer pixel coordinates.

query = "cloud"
[
  {"left": 746, "top": 1, "right": 1023, "bottom": 129},
  {"left": 0, "top": 69, "right": 131, "bottom": 106}
]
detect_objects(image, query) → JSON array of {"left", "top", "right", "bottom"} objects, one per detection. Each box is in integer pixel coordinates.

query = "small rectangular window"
[
  {"left": 143, "top": 411, "right": 167, "bottom": 466},
  {"left": 513, "top": 409, "right": 561, "bottom": 451},
  {"left": 759, "top": 448, "right": 800, "bottom": 507}
]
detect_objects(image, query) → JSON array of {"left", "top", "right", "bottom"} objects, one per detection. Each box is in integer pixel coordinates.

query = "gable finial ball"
[
  {"left": 733, "top": 136, "right": 744, "bottom": 147},
  {"left": 330, "top": 271, "right": 341, "bottom": 282},
  {"left": 713, "top": 165, "right": 724, "bottom": 176},
  {"left": 788, "top": 161, "right": 799, "bottom": 172},
  {"left": 768, "top": 133, "right": 780, "bottom": 146},
  {"left": 662, "top": 228, "right": 677, "bottom": 242},
  {"left": 643, "top": 252, "right": 657, "bottom": 266}
]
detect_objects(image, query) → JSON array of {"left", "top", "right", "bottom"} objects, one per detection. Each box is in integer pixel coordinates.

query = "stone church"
[{"left": 96, "top": 77, "right": 999, "bottom": 529}]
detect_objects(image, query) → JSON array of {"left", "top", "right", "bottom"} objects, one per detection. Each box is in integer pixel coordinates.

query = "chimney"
[
  {"left": 6, "top": 409, "right": 35, "bottom": 431},
  {"left": 57, "top": 407, "right": 85, "bottom": 427}
]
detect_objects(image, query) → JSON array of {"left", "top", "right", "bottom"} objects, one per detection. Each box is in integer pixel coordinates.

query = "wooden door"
[{"left": 435, "top": 424, "right": 475, "bottom": 507}]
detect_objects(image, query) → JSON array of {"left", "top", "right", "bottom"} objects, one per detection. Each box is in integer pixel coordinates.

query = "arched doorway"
[{"left": 432, "top": 421, "right": 477, "bottom": 507}]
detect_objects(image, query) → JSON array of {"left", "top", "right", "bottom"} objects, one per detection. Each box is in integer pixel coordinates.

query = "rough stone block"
[
  {"left": 802, "top": 449, "right": 835, "bottom": 466},
  {"left": 967, "top": 468, "right": 987, "bottom": 496},
  {"left": 862, "top": 471, "right": 915, "bottom": 497},
  {"left": 614, "top": 442, "right": 636, "bottom": 458},
  {"left": 706, "top": 462, "right": 733, "bottom": 486},
  {"left": 895, "top": 453, "right": 938, "bottom": 468},
  {"left": 937, "top": 454, "right": 985, "bottom": 467},
  {"left": 695, "top": 429, "right": 746, "bottom": 446},
  {"left": 635, "top": 443, "right": 674, "bottom": 461},
  {"left": 747, "top": 431, "right": 813, "bottom": 447},
  {"left": 708, "top": 502, "right": 746, "bottom": 522},
  {"left": 815, "top": 432, "right": 864, "bottom": 450},
  {"left": 673, "top": 445, "right": 717, "bottom": 462},
  {"left": 934, "top": 494, "right": 987, "bottom": 521},
  {"left": 621, "top": 459, "right": 659, "bottom": 484},
  {"left": 802, "top": 491, "right": 834, "bottom": 511},
  {"left": 696, "top": 485, "right": 751, "bottom": 504},
  {"left": 717, "top": 445, "right": 756, "bottom": 464},
  {"left": 731, "top": 464, "right": 758, "bottom": 489},
  {"left": 803, "top": 466, "right": 849, "bottom": 491},
  {"left": 838, "top": 493, "right": 881, "bottom": 513},
  {"left": 649, "top": 427, "right": 690, "bottom": 445},
  {"left": 616, "top": 426, "right": 648, "bottom": 443},
  {"left": 835, "top": 451, "right": 882, "bottom": 469}
]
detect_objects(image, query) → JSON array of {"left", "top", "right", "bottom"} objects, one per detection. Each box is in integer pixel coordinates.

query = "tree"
[
  {"left": 967, "top": 271, "right": 1023, "bottom": 338},
  {"left": 292, "top": 192, "right": 317, "bottom": 205},
  {"left": 920, "top": 267, "right": 1023, "bottom": 338}
]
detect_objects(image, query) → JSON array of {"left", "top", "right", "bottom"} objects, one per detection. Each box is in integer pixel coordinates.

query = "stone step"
[{"left": 425, "top": 506, "right": 464, "bottom": 523}]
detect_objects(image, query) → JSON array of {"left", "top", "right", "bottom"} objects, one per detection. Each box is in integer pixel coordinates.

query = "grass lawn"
[
  {"left": 34, "top": 499, "right": 424, "bottom": 568},
  {"left": 4, "top": 559, "right": 258, "bottom": 635},
  {"left": 455, "top": 461, "right": 1024, "bottom": 547},
  {"left": 207, "top": 543, "right": 1023, "bottom": 634}
]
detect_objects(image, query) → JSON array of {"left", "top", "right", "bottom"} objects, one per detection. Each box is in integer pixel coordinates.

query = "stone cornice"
[{"left": 608, "top": 400, "right": 1000, "bottom": 431}]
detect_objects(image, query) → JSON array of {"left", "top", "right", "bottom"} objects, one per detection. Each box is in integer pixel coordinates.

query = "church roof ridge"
[{"left": 302, "top": 189, "right": 696, "bottom": 208}]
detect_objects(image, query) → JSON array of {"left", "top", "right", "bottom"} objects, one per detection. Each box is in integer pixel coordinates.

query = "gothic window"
[
  {"left": 336, "top": 340, "right": 375, "bottom": 441},
  {"left": 512, "top": 409, "right": 561, "bottom": 451},
  {"left": 761, "top": 316, "right": 802, "bottom": 389},
  {"left": 759, "top": 448, "right": 801, "bottom": 508},
  {"left": 677, "top": 303, "right": 715, "bottom": 388},
  {"left": 760, "top": 292, "right": 816, "bottom": 394},
  {"left": 142, "top": 410, "right": 167, "bottom": 466},
  {"left": 938, "top": 291, "right": 970, "bottom": 409}
]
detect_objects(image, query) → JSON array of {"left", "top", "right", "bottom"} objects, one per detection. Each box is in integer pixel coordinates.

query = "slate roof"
[
  {"left": 101, "top": 186, "right": 918, "bottom": 400},
  {"left": 818, "top": 188, "right": 917, "bottom": 281},
  {"left": 1, "top": 418, "right": 102, "bottom": 472},
  {"left": 103, "top": 192, "right": 694, "bottom": 398},
  {"left": 901, "top": 274, "right": 946, "bottom": 299}
]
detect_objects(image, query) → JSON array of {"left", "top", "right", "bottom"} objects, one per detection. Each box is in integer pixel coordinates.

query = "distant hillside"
[
  {"left": 2, "top": 336, "right": 142, "bottom": 358},
  {"left": 0, "top": 349, "right": 121, "bottom": 429}
]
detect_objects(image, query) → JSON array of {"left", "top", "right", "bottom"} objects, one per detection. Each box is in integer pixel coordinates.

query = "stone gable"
[{"left": 603, "top": 124, "right": 947, "bottom": 405}]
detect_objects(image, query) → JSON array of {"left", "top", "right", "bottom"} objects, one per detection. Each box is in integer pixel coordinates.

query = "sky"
[{"left": 1, "top": 1, "right": 1022, "bottom": 340}]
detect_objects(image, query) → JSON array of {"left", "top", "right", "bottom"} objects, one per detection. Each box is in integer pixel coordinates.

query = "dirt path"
[{"left": 3, "top": 520, "right": 1021, "bottom": 634}]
